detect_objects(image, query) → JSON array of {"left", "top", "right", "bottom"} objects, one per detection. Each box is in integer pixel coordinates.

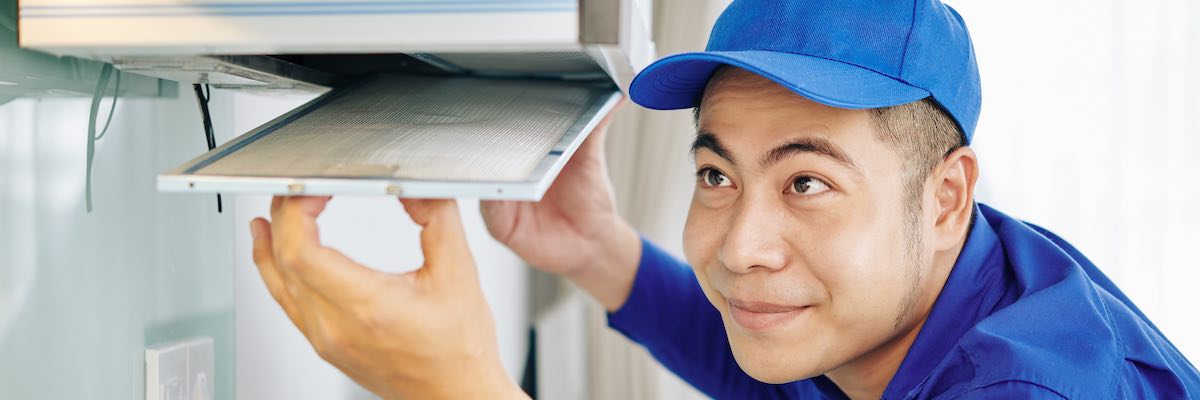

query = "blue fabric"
[
  {"left": 628, "top": 0, "right": 982, "bottom": 142},
  {"left": 608, "top": 204, "right": 1200, "bottom": 399}
]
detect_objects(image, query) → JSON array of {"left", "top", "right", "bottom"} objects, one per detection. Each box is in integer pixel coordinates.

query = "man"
[{"left": 249, "top": 0, "right": 1200, "bottom": 398}]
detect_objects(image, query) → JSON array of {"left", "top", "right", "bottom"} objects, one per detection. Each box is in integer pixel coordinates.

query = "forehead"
[{"left": 697, "top": 68, "right": 880, "bottom": 156}]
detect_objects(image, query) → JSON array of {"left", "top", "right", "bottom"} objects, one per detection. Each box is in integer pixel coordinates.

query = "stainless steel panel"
[
  {"left": 113, "top": 55, "right": 340, "bottom": 91},
  {"left": 580, "top": 0, "right": 621, "bottom": 44}
]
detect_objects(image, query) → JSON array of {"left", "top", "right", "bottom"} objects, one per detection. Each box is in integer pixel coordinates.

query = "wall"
[
  {"left": 0, "top": 80, "right": 236, "bottom": 397},
  {"left": 947, "top": 0, "right": 1200, "bottom": 361}
]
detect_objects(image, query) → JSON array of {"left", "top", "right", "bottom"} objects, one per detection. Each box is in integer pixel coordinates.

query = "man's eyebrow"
[
  {"left": 761, "top": 136, "right": 860, "bottom": 172},
  {"left": 691, "top": 131, "right": 735, "bottom": 164}
]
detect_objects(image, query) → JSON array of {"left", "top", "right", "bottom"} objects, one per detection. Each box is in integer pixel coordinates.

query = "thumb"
[
  {"left": 399, "top": 198, "right": 476, "bottom": 279},
  {"left": 478, "top": 200, "right": 521, "bottom": 244},
  {"left": 578, "top": 94, "right": 623, "bottom": 152}
]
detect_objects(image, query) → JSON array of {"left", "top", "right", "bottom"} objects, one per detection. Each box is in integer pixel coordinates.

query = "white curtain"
[
  {"left": 581, "top": 1, "right": 732, "bottom": 399},
  {"left": 579, "top": 0, "right": 1200, "bottom": 398}
]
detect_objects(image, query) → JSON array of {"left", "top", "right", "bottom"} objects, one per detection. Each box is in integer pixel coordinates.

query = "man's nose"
[{"left": 717, "top": 198, "right": 789, "bottom": 274}]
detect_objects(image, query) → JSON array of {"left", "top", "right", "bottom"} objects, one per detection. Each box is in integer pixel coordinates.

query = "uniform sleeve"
[
  {"left": 961, "top": 381, "right": 1068, "bottom": 399},
  {"left": 606, "top": 238, "right": 831, "bottom": 399}
]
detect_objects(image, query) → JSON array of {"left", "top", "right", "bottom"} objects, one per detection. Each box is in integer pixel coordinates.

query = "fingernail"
[{"left": 249, "top": 220, "right": 260, "bottom": 240}]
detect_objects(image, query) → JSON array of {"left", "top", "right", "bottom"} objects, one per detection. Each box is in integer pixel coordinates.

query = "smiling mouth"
[{"left": 728, "top": 300, "right": 810, "bottom": 332}]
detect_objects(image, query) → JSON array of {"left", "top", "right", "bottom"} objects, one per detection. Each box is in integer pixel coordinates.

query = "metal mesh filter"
[
  {"left": 194, "top": 74, "right": 597, "bottom": 182},
  {"left": 427, "top": 51, "right": 603, "bottom": 75}
]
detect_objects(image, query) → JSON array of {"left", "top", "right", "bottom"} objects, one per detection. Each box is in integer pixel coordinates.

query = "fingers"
[
  {"left": 478, "top": 200, "right": 520, "bottom": 243},
  {"left": 561, "top": 103, "right": 618, "bottom": 182},
  {"left": 576, "top": 114, "right": 611, "bottom": 160},
  {"left": 580, "top": 95, "right": 623, "bottom": 150},
  {"left": 270, "top": 196, "right": 383, "bottom": 304},
  {"left": 270, "top": 195, "right": 330, "bottom": 251},
  {"left": 270, "top": 196, "right": 328, "bottom": 293},
  {"left": 399, "top": 198, "right": 476, "bottom": 279},
  {"left": 250, "top": 217, "right": 301, "bottom": 324}
]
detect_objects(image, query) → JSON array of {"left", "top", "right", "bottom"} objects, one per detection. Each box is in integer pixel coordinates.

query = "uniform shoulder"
[
  {"left": 959, "top": 380, "right": 1067, "bottom": 399},
  {"left": 955, "top": 275, "right": 1125, "bottom": 399}
]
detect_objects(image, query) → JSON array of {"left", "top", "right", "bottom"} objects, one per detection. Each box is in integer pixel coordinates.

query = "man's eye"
[
  {"left": 791, "top": 176, "right": 830, "bottom": 195},
  {"left": 697, "top": 168, "right": 733, "bottom": 188}
]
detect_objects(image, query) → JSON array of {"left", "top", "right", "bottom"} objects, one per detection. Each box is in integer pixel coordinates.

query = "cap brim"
[{"left": 629, "top": 50, "right": 931, "bottom": 111}]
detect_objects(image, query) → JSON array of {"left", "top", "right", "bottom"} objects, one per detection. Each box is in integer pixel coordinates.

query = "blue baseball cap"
[{"left": 629, "top": 0, "right": 982, "bottom": 142}]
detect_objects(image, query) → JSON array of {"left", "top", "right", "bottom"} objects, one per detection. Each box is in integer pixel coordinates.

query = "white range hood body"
[
  {"left": 17, "top": 0, "right": 656, "bottom": 92},
  {"left": 17, "top": 0, "right": 655, "bottom": 200}
]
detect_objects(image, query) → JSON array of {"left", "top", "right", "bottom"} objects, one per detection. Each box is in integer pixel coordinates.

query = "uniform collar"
[{"left": 880, "top": 204, "right": 1014, "bottom": 399}]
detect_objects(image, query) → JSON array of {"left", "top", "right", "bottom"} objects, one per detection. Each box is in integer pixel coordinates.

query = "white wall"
[
  {"left": 946, "top": 0, "right": 1200, "bottom": 362},
  {"left": 0, "top": 89, "right": 237, "bottom": 399}
]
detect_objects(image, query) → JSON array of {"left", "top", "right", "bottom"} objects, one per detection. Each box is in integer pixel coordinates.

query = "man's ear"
[{"left": 930, "top": 146, "right": 978, "bottom": 251}]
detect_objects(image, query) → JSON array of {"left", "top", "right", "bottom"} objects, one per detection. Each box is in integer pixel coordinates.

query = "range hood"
[{"left": 17, "top": 0, "right": 654, "bottom": 200}]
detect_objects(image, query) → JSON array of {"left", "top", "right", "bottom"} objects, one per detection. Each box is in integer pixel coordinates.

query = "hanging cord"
[
  {"left": 94, "top": 71, "right": 120, "bottom": 141},
  {"left": 193, "top": 83, "right": 222, "bottom": 213},
  {"left": 85, "top": 64, "right": 121, "bottom": 213}
]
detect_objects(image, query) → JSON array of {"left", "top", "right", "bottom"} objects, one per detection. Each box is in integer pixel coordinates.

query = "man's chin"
[
  {"left": 728, "top": 338, "right": 825, "bottom": 384},
  {"left": 740, "top": 361, "right": 822, "bottom": 385}
]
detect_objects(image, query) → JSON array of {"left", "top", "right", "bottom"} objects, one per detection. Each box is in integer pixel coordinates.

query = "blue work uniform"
[{"left": 609, "top": 203, "right": 1200, "bottom": 399}]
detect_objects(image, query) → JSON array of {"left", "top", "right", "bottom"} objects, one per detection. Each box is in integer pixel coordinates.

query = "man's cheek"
[
  {"left": 683, "top": 214, "right": 730, "bottom": 282},
  {"left": 681, "top": 207, "right": 712, "bottom": 267},
  {"left": 692, "top": 265, "right": 720, "bottom": 307}
]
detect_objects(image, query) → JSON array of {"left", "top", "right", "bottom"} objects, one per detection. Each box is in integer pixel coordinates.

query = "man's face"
[{"left": 682, "top": 69, "right": 933, "bottom": 383}]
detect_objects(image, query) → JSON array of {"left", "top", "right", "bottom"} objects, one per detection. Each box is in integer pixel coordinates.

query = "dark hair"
[{"left": 868, "top": 98, "right": 966, "bottom": 204}]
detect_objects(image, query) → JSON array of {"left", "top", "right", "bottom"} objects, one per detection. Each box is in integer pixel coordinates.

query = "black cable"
[
  {"left": 86, "top": 64, "right": 115, "bottom": 213},
  {"left": 193, "top": 83, "right": 222, "bottom": 213},
  {"left": 94, "top": 69, "right": 120, "bottom": 141}
]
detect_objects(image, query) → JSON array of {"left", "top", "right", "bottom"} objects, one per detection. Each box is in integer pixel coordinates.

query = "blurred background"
[{"left": 1, "top": 0, "right": 1197, "bottom": 399}]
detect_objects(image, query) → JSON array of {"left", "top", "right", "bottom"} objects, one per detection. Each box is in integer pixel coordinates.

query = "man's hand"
[
  {"left": 480, "top": 106, "right": 642, "bottom": 311},
  {"left": 250, "top": 196, "right": 526, "bottom": 399}
]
